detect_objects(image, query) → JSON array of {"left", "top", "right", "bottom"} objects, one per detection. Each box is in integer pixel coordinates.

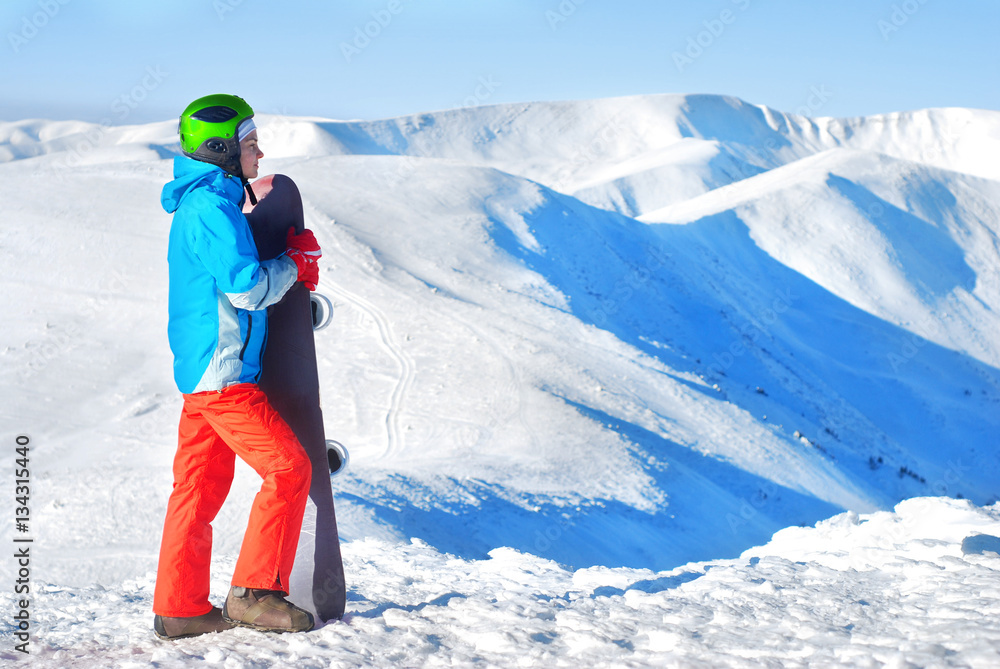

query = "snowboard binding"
[{"left": 326, "top": 440, "right": 350, "bottom": 477}]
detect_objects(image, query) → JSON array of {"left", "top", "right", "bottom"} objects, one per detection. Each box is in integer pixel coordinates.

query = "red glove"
[{"left": 285, "top": 227, "right": 322, "bottom": 290}]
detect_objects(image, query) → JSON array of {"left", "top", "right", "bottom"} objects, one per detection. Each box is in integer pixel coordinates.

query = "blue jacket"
[{"left": 163, "top": 156, "right": 297, "bottom": 394}]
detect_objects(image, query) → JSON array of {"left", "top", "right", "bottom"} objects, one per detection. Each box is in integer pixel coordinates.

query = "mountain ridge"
[{"left": 1, "top": 93, "right": 997, "bottom": 580}]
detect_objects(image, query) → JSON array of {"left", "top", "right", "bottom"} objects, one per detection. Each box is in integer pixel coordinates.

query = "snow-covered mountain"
[{"left": 2, "top": 93, "right": 999, "bottom": 666}]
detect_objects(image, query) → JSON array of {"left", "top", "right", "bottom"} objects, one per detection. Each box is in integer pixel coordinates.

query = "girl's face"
[{"left": 240, "top": 130, "right": 263, "bottom": 179}]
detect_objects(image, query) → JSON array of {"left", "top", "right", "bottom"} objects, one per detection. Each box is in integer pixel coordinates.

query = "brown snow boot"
[
  {"left": 154, "top": 606, "right": 235, "bottom": 640},
  {"left": 222, "top": 586, "right": 315, "bottom": 633}
]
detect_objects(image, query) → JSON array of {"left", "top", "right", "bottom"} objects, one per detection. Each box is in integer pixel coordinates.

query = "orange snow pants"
[{"left": 153, "top": 383, "right": 312, "bottom": 618}]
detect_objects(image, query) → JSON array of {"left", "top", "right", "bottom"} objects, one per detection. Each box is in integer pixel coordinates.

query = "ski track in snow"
[{"left": 325, "top": 281, "right": 415, "bottom": 462}]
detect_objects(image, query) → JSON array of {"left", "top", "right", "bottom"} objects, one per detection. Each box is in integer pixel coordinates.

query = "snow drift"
[{"left": 5, "top": 497, "right": 1000, "bottom": 667}]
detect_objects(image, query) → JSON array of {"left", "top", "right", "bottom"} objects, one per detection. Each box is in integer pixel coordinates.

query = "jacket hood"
[{"left": 161, "top": 156, "right": 242, "bottom": 214}]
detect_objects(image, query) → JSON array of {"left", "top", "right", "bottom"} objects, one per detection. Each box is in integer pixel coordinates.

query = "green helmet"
[{"left": 178, "top": 94, "right": 255, "bottom": 178}]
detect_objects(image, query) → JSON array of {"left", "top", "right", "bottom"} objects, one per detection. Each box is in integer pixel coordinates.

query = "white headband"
[{"left": 237, "top": 118, "right": 257, "bottom": 142}]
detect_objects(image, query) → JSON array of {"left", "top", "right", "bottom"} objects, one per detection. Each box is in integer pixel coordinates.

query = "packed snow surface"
[
  {"left": 1, "top": 93, "right": 999, "bottom": 666},
  {"left": 4, "top": 498, "right": 1000, "bottom": 667}
]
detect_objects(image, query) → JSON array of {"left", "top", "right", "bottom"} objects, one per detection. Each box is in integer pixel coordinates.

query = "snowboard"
[{"left": 243, "top": 174, "right": 346, "bottom": 622}]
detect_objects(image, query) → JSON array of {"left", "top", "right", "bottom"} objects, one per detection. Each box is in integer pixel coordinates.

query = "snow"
[
  {"left": 5, "top": 498, "right": 1000, "bottom": 667},
  {"left": 1, "top": 93, "right": 999, "bottom": 666}
]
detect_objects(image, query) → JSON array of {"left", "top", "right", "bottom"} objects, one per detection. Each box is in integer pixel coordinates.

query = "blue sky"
[{"left": 2, "top": 0, "right": 997, "bottom": 124}]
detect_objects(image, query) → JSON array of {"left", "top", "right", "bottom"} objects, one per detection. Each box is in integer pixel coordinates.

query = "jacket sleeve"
[{"left": 192, "top": 196, "right": 299, "bottom": 311}]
